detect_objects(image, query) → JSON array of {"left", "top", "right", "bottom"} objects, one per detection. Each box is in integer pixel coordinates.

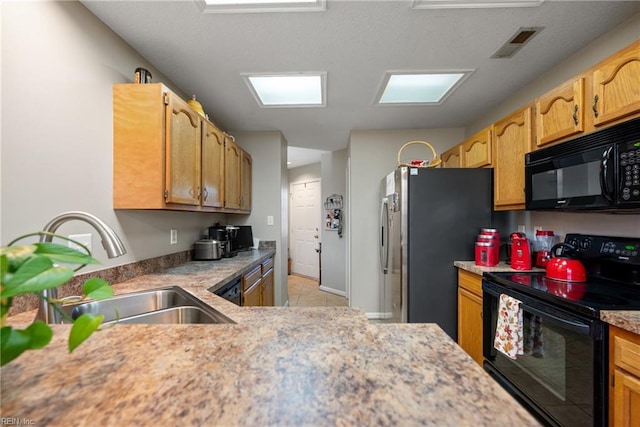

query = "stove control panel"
[{"left": 565, "top": 234, "right": 640, "bottom": 264}]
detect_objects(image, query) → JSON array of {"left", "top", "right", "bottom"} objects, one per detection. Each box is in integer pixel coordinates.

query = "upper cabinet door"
[
  {"left": 493, "top": 105, "right": 534, "bottom": 211},
  {"left": 536, "top": 77, "right": 585, "bottom": 148},
  {"left": 201, "top": 122, "right": 225, "bottom": 208},
  {"left": 224, "top": 137, "right": 242, "bottom": 209},
  {"left": 240, "top": 149, "right": 252, "bottom": 212},
  {"left": 165, "top": 93, "right": 201, "bottom": 206},
  {"left": 592, "top": 40, "right": 640, "bottom": 128},
  {"left": 462, "top": 126, "right": 492, "bottom": 168},
  {"left": 441, "top": 145, "right": 462, "bottom": 168}
]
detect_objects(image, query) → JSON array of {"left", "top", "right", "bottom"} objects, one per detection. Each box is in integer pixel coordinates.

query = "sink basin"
[
  {"left": 59, "top": 286, "right": 234, "bottom": 325},
  {"left": 111, "top": 306, "right": 229, "bottom": 325}
]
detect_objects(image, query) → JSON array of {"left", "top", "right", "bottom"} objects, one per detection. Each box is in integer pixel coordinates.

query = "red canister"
[
  {"left": 480, "top": 228, "right": 500, "bottom": 265},
  {"left": 475, "top": 241, "right": 498, "bottom": 266}
]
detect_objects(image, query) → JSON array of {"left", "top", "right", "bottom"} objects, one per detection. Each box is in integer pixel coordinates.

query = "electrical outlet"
[
  {"left": 69, "top": 234, "right": 92, "bottom": 253},
  {"left": 170, "top": 229, "right": 178, "bottom": 245},
  {"left": 267, "top": 216, "right": 274, "bottom": 226}
]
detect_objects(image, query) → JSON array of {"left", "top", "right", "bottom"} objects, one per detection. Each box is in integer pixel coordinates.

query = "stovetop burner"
[{"left": 485, "top": 233, "right": 640, "bottom": 318}]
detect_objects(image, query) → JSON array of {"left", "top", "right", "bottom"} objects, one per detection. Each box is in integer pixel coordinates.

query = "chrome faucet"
[{"left": 36, "top": 211, "right": 127, "bottom": 323}]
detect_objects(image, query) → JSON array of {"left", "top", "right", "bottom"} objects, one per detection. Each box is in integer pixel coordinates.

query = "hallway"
[{"left": 288, "top": 274, "right": 348, "bottom": 307}]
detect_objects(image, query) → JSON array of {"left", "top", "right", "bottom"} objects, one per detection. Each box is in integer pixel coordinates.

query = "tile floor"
[{"left": 288, "top": 274, "right": 348, "bottom": 307}]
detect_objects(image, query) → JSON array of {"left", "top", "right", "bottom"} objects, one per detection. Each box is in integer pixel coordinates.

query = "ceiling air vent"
[{"left": 491, "top": 27, "right": 543, "bottom": 58}]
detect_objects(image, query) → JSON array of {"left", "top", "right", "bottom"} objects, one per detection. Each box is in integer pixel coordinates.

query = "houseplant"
[{"left": 1, "top": 232, "right": 114, "bottom": 366}]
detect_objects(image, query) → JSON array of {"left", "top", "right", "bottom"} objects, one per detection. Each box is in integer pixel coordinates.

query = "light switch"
[{"left": 267, "top": 215, "right": 274, "bottom": 226}]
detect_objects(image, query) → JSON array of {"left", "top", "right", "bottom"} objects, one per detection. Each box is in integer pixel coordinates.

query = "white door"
[{"left": 290, "top": 180, "right": 321, "bottom": 279}]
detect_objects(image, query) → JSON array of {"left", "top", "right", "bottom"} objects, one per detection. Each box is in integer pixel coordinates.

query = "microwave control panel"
[{"left": 619, "top": 141, "right": 640, "bottom": 202}]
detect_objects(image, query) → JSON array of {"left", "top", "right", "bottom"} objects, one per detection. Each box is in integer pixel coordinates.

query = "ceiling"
[{"left": 81, "top": 0, "right": 640, "bottom": 168}]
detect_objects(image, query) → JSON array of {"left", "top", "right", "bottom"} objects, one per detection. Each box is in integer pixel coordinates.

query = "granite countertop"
[
  {"left": 454, "top": 260, "right": 544, "bottom": 275},
  {"left": 600, "top": 311, "right": 640, "bottom": 335},
  {"left": 1, "top": 254, "right": 541, "bottom": 426}
]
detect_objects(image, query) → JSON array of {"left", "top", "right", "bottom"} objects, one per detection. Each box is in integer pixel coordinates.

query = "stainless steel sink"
[{"left": 58, "top": 286, "right": 234, "bottom": 325}]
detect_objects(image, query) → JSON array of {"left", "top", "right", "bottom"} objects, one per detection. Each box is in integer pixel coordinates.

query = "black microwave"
[{"left": 525, "top": 117, "right": 640, "bottom": 212}]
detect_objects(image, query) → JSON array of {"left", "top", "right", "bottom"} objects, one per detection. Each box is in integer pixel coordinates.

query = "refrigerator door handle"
[{"left": 380, "top": 198, "right": 390, "bottom": 274}]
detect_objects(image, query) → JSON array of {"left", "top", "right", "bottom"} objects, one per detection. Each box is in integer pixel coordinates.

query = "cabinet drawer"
[
  {"left": 614, "top": 333, "right": 640, "bottom": 378},
  {"left": 242, "top": 266, "right": 262, "bottom": 291},
  {"left": 262, "top": 257, "right": 274, "bottom": 274},
  {"left": 458, "top": 269, "right": 483, "bottom": 297}
]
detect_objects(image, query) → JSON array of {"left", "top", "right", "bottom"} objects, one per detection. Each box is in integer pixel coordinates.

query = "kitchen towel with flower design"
[{"left": 493, "top": 294, "right": 524, "bottom": 359}]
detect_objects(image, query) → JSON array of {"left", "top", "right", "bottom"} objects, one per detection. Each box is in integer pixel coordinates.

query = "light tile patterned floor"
[{"left": 288, "top": 274, "right": 348, "bottom": 307}]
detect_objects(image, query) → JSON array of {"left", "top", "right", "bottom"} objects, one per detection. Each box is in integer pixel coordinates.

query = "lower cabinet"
[
  {"left": 609, "top": 325, "right": 640, "bottom": 427},
  {"left": 241, "top": 256, "right": 275, "bottom": 307},
  {"left": 457, "top": 269, "right": 484, "bottom": 365}
]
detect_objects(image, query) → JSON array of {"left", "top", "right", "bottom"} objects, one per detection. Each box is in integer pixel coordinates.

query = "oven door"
[
  {"left": 482, "top": 280, "right": 606, "bottom": 427},
  {"left": 525, "top": 144, "right": 615, "bottom": 211}
]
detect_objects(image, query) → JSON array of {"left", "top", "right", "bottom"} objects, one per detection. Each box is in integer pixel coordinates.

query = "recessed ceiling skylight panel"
[
  {"left": 244, "top": 73, "right": 326, "bottom": 107},
  {"left": 377, "top": 72, "right": 473, "bottom": 105}
]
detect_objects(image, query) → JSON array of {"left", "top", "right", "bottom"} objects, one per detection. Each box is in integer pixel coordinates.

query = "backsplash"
[
  {"left": 8, "top": 250, "right": 193, "bottom": 316},
  {"left": 516, "top": 211, "right": 640, "bottom": 240}
]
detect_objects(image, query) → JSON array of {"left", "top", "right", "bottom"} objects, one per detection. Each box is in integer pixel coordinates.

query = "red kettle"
[{"left": 545, "top": 243, "right": 587, "bottom": 282}]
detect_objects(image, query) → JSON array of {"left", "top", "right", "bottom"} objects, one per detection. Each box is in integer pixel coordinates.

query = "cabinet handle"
[
  {"left": 592, "top": 95, "right": 599, "bottom": 118},
  {"left": 572, "top": 105, "right": 579, "bottom": 125},
  {"left": 203, "top": 188, "right": 208, "bottom": 201}
]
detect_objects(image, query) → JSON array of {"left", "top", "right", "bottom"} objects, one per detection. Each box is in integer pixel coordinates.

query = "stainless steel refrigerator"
[{"left": 379, "top": 166, "right": 493, "bottom": 339}]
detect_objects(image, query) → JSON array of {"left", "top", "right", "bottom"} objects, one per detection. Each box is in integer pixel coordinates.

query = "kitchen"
[{"left": 2, "top": 1, "right": 640, "bottom": 425}]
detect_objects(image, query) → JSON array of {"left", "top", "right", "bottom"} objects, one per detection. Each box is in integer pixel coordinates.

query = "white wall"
[
  {"left": 1, "top": 1, "right": 228, "bottom": 271},
  {"left": 320, "top": 149, "right": 347, "bottom": 295},
  {"left": 347, "top": 128, "right": 465, "bottom": 316},
  {"left": 289, "top": 163, "right": 321, "bottom": 184},
  {"left": 228, "top": 131, "right": 289, "bottom": 306}
]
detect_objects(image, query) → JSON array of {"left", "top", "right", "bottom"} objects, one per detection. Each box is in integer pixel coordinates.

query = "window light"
[
  {"left": 199, "top": 0, "right": 325, "bottom": 13},
  {"left": 243, "top": 73, "right": 326, "bottom": 108},
  {"left": 377, "top": 71, "right": 473, "bottom": 105}
]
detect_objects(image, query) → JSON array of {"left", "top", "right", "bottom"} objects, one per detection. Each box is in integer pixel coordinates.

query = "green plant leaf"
[
  {"left": 82, "top": 278, "right": 114, "bottom": 300},
  {"left": 34, "top": 242, "right": 100, "bottom": 265},
  {"left": 1, "top": 257, "right": 74, "bottom": 298},
  {"left": 0, "top": 322, "right": 53, "bottom": 366},
  {"left": 1, "top": 253, "right": 8, "bottom": 281},
  {"left": 1, "top": 297, "right": 13, "bottom": 319},
  {"left": 1, "top": 244, "right": 37, "bottom": 272},
  {"left": 68, "top": 313, "right": 103, "bottom": 352}
]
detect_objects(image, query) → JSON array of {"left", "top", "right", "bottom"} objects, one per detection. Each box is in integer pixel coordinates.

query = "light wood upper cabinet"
[
  {"left": 113, "top": 83, "right": 250, "bottom": 213},
  {"left": 441, "top": 145, "right": 462, "bottom": 168},
  {"left": 461, "top": 126, "right": 492, "bottom": 168},
  {"left": 224, "top": 137, "right": 242, "bottom": 210},
  {"left": 240, "top": 149, "right": 252, "bottom": 212},
  {"left": 592, "top": 40, "right": 640, "bottom": 128},
  {"left": 165, "top": 93, "right": 202, "bottom": 206},
  {"left": 492, "top": 105, "right": 534, "bottom": 211},
  {"left": 202, "top": 122, "right": 225, "bottom": 208},
  {"left": 535, "top": 77, "right": 585, "bottom": 148},
  {"left": 534, "top": 41, "right": 640, "bottom": 148}
]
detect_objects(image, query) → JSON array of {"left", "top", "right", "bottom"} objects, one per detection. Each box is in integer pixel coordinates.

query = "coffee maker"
[
  {"left": 207, "top": 225, "right": 234, "bottom": 258},
  {"left": 510, "top": 232, "right": 532, "bottom": 270}
]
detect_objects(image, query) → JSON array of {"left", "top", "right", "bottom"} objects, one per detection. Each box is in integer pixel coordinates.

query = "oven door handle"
[
  {"left": 520, "top": 302, "right": 591, "bottom": 335},
  {"left": 484, "top": 284, "right": 591, "bottom": 335}
]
